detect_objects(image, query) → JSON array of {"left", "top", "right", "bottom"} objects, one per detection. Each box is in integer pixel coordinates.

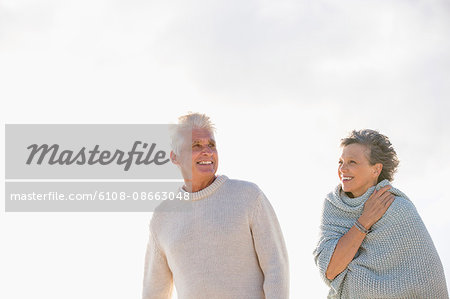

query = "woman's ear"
[{"left": 374, "top": 163, "right": 383, "bottom": 177}]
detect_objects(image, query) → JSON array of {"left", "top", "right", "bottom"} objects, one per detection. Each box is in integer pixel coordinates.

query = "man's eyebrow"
[{"left": 192, "top": 138, "right": 215, "bottom": 143}]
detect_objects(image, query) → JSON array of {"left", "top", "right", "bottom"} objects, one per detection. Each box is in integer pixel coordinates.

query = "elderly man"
[{"left": 142, "top": 113, "right": 289, "bottom": 299}]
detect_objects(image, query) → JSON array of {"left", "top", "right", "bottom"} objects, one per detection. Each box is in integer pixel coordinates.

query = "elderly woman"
[
  {"left": 314, "top": 129, "right": 449, "bottom": 299},
  {"left": 143, "top": 113, "right": 289, "bottom": 299}
]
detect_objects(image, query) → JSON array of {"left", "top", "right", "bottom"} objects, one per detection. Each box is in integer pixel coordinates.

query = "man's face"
[{"left": 172, "top": 128, "right": 218, "bottom": 187}]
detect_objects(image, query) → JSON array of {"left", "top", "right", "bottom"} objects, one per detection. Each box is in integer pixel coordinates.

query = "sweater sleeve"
[
  {"left": 312, "top": 199, "right": 349, "bottom": 298},
  {"left": 313, "top": 200, "right": 341, "bottom": 284},
  {"left": 250, "top": 191, "right": 289, "bottom": 299},
  {"left": 142, "top": 226, "right": 173, "bottom": 299}
]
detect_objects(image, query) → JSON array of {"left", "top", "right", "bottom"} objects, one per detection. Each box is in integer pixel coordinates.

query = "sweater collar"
[
  {"left": 180, "top": 175, "right": 228, "bottom": 201},
  {"left": 327, "top": 179, "right": 408, "bottom": 213}
]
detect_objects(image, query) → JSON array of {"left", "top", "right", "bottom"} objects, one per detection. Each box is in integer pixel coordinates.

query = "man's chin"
[{"left": 192, "top": 173, "right": 216, "bottom": 182}]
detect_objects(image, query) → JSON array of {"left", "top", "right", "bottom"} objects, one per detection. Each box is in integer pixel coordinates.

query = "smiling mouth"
[
  {"left": 342, "top": 176, "right": 353, "bottom": 181},
  {"left": 197, "top": 161, "right": 213, "bottom": 165}
]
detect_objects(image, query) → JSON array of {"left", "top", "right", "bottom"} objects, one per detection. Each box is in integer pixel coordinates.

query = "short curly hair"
[{"left": 340, "top": 129, "right": 399, "bottom": 182}]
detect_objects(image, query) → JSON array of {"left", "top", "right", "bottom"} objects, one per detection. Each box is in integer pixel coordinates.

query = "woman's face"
[{"left": 338, "top": 143, "right": 382, "bottom": 198}]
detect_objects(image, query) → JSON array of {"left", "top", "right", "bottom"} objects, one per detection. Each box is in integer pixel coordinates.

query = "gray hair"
[
  {"left": 340, "top": 129, "right": 399, "bottom": 182},
  {"left": 170, "top": 112, "right": 216, "bottom": 155}
]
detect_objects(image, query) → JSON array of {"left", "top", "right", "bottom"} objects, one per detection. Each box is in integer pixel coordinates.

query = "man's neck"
[{"left": 183, "top": 176, "right": 217, "bottom": 192}]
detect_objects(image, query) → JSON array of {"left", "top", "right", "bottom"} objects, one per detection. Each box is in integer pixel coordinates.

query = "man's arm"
[
  {"left": 250, "top": 191, "right": 289, "bottom": 299},
  {"left": 142, "top": 228, "right": 173, "bottom": 299}
]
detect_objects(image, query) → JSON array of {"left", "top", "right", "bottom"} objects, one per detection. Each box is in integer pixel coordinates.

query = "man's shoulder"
[
  {"left": 223, "top": 177, "right": 262, "bottom": 195},
  {"left": 149, "top": 190, "right": 188, "bottom": 228}
]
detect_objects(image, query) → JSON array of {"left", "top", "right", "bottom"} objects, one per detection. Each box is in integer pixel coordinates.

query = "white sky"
[{"left": 1, "top": 0, "right": 449, "bottom": 298}]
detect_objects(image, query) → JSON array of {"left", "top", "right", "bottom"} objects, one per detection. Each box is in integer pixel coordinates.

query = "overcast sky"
[{"left": 1, "top": 0, "right": 450, "bottom": 298}]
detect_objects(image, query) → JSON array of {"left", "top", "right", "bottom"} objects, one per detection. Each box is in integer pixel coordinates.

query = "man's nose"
[{"left": 201, "top": 146, "right": 213, "bottom": 154}]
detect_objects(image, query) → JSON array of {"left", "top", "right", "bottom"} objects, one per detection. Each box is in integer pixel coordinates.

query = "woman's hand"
[
  {"left": 325, "top": 186, "right": 395, "bottom": 280},
  {"left": 358, "top": 185, "right": 395, "bottom": 230}
]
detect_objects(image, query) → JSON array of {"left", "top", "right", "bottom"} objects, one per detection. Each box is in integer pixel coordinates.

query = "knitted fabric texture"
[
  {"left": 142, "top": 175, "right": 289, "bottom": 299},
  {"left": 314, "top": 180, "right": 449, "bottom": 299}
]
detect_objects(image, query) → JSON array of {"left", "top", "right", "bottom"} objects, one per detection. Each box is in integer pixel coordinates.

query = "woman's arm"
[{"left": 325, "top": 186, "right": 395, "bottom": 280}]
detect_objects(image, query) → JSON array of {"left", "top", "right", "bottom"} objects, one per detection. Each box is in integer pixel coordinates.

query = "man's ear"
[{"left": 170, "top": 151, "right": 179, "bottom": 165}]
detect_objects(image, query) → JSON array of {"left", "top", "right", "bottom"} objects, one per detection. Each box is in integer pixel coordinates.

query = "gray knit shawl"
[{"left": 314, "top": 180, "right": 449, "bottom": 299}]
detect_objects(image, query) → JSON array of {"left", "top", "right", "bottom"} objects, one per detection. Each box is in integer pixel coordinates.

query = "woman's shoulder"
[{"left": 387, "top": 191, "right": 420, "bottom": 220}]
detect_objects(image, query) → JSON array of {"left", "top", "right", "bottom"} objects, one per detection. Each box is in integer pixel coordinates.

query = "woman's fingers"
[
  {"left": 377, "top": 185, "right": 391, "bottom": 196},
  {"left": 378, "top": 191, "right": 392, "bottom": 202},
  {"left": 368, "top": 185, "right": 391, "bottom": 201},
  {"left": 383, "top": 194, "right": 395, "bottom": 207},
  {"left": 361, "top": 186, "right": 395, "bottom": 227},
  {"left": 369, "top": 189, "right": 391, "bottom": 205},
  {"left": 377, "top": 194, "right": 394, "bottom": 213},
  {"left": 369, "top": 187, "right": 379, "bottom": 198},
  {"left": 381, "top": 193, "right": 394, "bottom": 202}
]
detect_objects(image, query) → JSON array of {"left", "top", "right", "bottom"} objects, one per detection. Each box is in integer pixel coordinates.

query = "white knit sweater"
[
  {"left": 314, "top": 180, "right": 449, "bottom": 299},
  {"left": 142, "top": 175, "right": 289, "bottom": 299}
]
